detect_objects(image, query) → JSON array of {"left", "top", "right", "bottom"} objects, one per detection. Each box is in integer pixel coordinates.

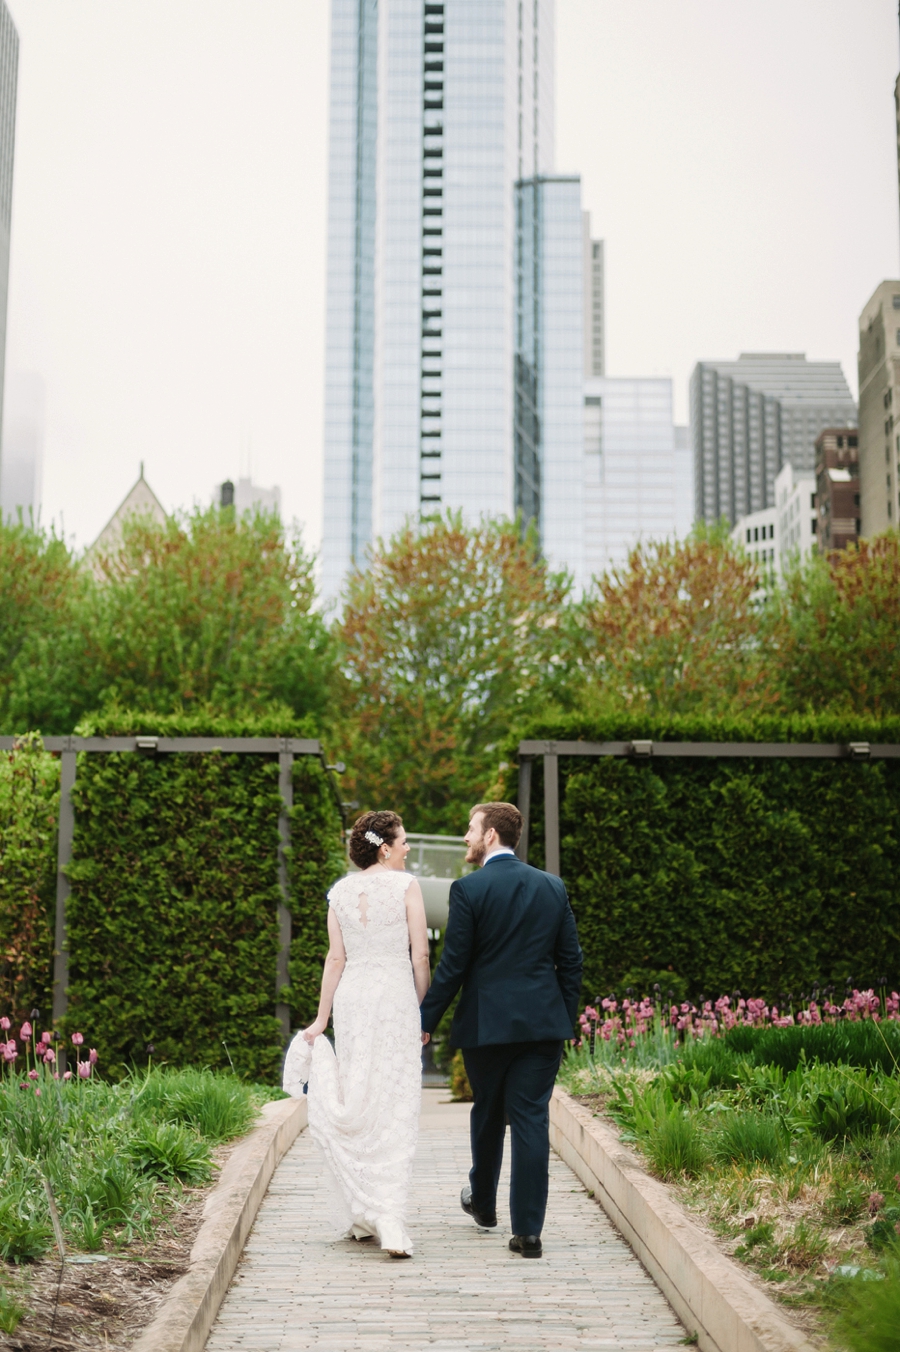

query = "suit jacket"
[{"left": 419, "top": 854, "right": 583, "bottom": 1047}]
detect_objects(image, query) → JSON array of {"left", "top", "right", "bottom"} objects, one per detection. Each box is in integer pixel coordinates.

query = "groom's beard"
[{"left": 465, "top": 839, "right": 487, "bottom": 867}]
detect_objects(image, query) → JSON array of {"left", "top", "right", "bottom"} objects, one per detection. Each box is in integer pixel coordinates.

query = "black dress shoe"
[
  {"left": 509, "top": 1234, "right": 542, "bottom": 1258},
  {"left": 460, "top": 1185, "right": 497, "bottom": 1228}
]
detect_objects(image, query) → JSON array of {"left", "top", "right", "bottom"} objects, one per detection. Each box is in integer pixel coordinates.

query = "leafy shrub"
[
  {"left": 504, "top": 712, "right": 900, "bottom": 1003},
  {"left": 65, "top": 711, "right": 344, "bottom": 1079},
  {"left": 808, "top": 1082, "right": 895, "bottom": 1143},
  {"left": 0, "top": 1178, "right": 52, "bottom": 1263},
  {"left": 128, "top": 1120, "right": 213, "bottom": 1185}
]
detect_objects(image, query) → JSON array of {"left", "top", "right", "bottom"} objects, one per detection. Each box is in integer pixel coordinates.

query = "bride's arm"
[
  {"left": 302, "top": 908, "right": 346, "bottom": 1042},
  {"left": 405, "top": 878, "right": 431, "bottom": 1006}
]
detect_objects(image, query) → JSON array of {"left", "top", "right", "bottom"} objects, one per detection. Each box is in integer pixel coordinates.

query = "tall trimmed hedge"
[
  {"left": 502, "top": 713, "right": 900, "bottom": 1006},
  {"left": 0, "top": 736, "right": 58, "bottom": 1019},
  {"left": 65, "top": 712, "right": 344, "bottom": 1080}
]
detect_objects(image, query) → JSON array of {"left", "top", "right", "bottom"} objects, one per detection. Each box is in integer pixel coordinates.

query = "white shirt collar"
[{"left": 482, "top": 846, "right": 516, "bottom": 865}]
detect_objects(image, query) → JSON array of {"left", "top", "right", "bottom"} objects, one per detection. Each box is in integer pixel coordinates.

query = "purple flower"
[
  {"left": 40, "top": 1031, "right": 51, "bottom": 1046},
  {"left": 77, "top": 1061, "right": 92, "bottom": 1079},
  {"left": 19, "top": 1022, "right": 32, "bottom": 1040},
  {"left": 88, "top": 1049, "right": 98, "bottom": 1065},
  {"left": 27, "top": 1069, "right": 38, "bottom": 1081},
  {"left": 0, "top": 1017, "right": 10, "bottom": 1031},
  {"left": 42, "top": 1049, "right": 55, "bottom": 1065},
  {"left": 71, "top": 1032, "right": 84, "bottom": 1047}
]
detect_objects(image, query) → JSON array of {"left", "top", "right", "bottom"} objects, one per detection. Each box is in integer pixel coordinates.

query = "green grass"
[
  {"left": 0, "top": 1066, "right": 260, "bottom": 1266},
  {"left": 560, "top": 1022, "right": 900, "bottom": 1341}
]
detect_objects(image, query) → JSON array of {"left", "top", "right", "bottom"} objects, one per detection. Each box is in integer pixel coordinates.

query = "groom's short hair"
[{"left": 471, "top": 801, "right": 522, "bottom": 848}]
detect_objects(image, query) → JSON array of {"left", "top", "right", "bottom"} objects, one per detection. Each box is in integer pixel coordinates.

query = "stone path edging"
[
  {"left": 131, "top": 1096, "right": 307, "bottom": 1352},
  {"left": 550, "top": 1087, "right": 817, "bottom": 1352}
]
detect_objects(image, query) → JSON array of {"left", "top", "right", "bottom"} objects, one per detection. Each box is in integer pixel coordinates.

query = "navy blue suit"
[{"left": 420, "top": 853, "right": 583, "bottom": 1236}]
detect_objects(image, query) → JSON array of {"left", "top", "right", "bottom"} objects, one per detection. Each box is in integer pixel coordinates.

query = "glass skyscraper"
[{"left": 322, "top": 0, "right": 585, "bottom": 602}]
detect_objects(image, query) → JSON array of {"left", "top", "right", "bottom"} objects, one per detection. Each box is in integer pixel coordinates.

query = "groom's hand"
[{"left": 421, "top": 1032, "right": 431, "bottom": 1045}]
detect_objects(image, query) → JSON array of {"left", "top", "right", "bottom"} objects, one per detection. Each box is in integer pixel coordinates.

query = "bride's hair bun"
[{"left": 348, "top": 810, "right": 404, "bottom": 869}]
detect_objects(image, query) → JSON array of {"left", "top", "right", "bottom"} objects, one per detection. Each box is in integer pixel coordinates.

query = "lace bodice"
[{"left": 327, "top": 870, "right": 416, "bottom": 964}]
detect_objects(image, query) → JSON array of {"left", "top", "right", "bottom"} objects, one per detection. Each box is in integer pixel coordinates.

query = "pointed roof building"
[{"left": 87, "top": 464, "right": 167, "bottom": 571}]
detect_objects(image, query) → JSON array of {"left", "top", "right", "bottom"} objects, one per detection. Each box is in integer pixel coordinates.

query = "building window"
[
  {"left": 811, "top": 518, "right": 817, "bottom": 534},
  {"left": 746, "top": 528, "right": 751, "bottom": 543}
]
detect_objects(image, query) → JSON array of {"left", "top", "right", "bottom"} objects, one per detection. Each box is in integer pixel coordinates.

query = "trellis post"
[
  {"left": 52, "top": 744, "right": 76, "bottom": 1070},
  {"left": 515, "top": 757, "right": 531, "bottom": 862},
  {"left": 276, "top": 748, "right": 294, "bottom": 1045}
]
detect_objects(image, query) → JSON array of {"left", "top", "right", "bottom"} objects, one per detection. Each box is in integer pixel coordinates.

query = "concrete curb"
[
  {"left": 131, "top": 1096, "right": 307, "bottom": 1352},
  {"left": 550, "top": 1087, "right": 817, "bottom": 1352}
]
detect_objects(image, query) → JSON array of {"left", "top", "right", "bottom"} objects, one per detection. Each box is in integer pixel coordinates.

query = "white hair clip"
[{"left": 364, "top": 830, "right": 384, "bottom": 846}]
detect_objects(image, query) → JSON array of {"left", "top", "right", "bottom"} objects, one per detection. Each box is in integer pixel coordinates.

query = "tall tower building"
[
  {"left": 322, "top": 0, "right": 584, "bottom": 602},
  {"left": 857, "top": 281, "right": 900, "bottom": 535},
  {"left": 0, "top": 2, "right": 17, "bottom": 467},
  {"left": 690, "top": 353, "right": 856, "bottom": 527},
  {"left": 582, "top": 213, "right": 604, "bottom": 378}
]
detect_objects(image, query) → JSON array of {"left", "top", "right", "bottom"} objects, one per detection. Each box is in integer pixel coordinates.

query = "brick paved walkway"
[{"left": 206, "top": 1090, "right": 685, "bottom": 1351}]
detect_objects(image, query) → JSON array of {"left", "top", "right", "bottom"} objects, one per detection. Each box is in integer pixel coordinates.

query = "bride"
[{"left": 283, "top": 810, "right": 431, "bottom": 1258}]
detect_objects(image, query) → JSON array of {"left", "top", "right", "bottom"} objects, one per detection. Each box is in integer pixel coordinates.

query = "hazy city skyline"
[{"left": 3, "top": 0, "right": 897, "bottom": 558}]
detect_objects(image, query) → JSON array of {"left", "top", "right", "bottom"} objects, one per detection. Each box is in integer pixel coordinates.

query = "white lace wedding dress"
[{"left": 283, "top": 870, "right": 422, "bottom": 1254}]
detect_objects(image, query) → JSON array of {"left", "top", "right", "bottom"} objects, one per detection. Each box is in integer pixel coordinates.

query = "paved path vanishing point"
[{"left": 205, "top": 1089, "right": 686, "bottom": 1352}]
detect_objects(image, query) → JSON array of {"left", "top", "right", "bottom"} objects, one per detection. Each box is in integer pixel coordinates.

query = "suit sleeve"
[
  {"left": 553, "top": 886, "right": 584, "bottom": 1027},
  {"left": 419, "top": 878, "right": 475, "bottom": 1035}
]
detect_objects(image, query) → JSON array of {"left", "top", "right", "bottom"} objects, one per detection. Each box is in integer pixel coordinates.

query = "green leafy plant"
[
  {"left": 128, "top": 1120, "right": 213, "bottom": 1185},
  {"left": 829, "top": 1258, "right": 900, "bottom": 1352}
]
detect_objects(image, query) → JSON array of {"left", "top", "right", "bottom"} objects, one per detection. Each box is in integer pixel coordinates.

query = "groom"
[{"left": 419, "top": 801, "right": 583, "bottom": 1258}]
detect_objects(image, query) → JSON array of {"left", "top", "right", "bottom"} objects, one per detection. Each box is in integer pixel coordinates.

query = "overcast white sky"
[{"left": 4, "top": 0, "right": 898, "bottom": 554}]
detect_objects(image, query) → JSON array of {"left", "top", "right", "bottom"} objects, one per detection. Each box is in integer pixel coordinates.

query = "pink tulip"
[
  {"left": 71, "top": 1032, "right": 84, "bottom": 1047},
  {"left": 88, "top": 1049, "right": 98, "bottom": 1065},
  {"left": 77, "top": 1061, "right": 92, "bottom": 1079},
  {"left": 19, "top": 1022, "right": 31, "bottom": 1040},
  {"left": 40, "top": 1031, "right": 51, "bottom": 1045},
  {"left": 27, "top": 1069, "right": 38, "bottom": 1081},
  {"left": 62, "top": 1071, "right": 72, "bottom": 1081},
  {"left": 42, "top": 1049, "right": 55, "bottom": 1065},
  {"left": 0, "top": 1017, "right": 10, "bottom": 1031},
  {"left": 34, "top": 1088, "right": 41, "bottom": 1098}
]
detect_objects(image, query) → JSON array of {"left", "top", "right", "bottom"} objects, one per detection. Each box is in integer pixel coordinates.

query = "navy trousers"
[{"left": 462, "top": 1039, "right": 564, "bottom": 1237}]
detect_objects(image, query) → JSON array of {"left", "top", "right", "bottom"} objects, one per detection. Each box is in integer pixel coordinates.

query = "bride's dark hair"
[{"left": 348, "top": 810, "right": 404, "bottom": 869}]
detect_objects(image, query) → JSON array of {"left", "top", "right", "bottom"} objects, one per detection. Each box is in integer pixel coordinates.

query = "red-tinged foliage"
[
  {"left": 336, "top": 513, "right": 570, "bottom": 832},
  {"left": 764, "top": 533, "right": 900, "bottom": 715},
  {"left": 86, "top": 505, "right": 334, "bottom": 720},
  {"left": 577, "top": 526, "right": 775, "bottom": 715}
]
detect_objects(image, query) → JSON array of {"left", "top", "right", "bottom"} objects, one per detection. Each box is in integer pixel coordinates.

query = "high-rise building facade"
[
  {"left": 0, "top": 372, "right": 43, "bottom": 522},
  {"left": 322, "top": 0, "right": 585, "bottom": 602},
  {"left": 582, "top": 213, "right": 603, "bottom": 378},
  {"left": 690, "top": 353, "right": 856, "bottom": 527},
  {"left": 582, "top": 376, "right": 686, "bottom": 579},
  {"left": 0, "top": 2, "right": 17, "bottom": 470},
  {"left": 815, "top": 428, "right": 859, "bottom": 552},
  {"left": 857, "top": 281, "right": 900, "bottom": 536}
]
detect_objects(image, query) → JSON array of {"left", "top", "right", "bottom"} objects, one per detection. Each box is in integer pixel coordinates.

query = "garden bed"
[
  {"left": 559, "top": 995, "right": 900, "bottom": 1352},
  {"left": 0, "top": 1026, "right": 280, "bottom": 1350}
]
